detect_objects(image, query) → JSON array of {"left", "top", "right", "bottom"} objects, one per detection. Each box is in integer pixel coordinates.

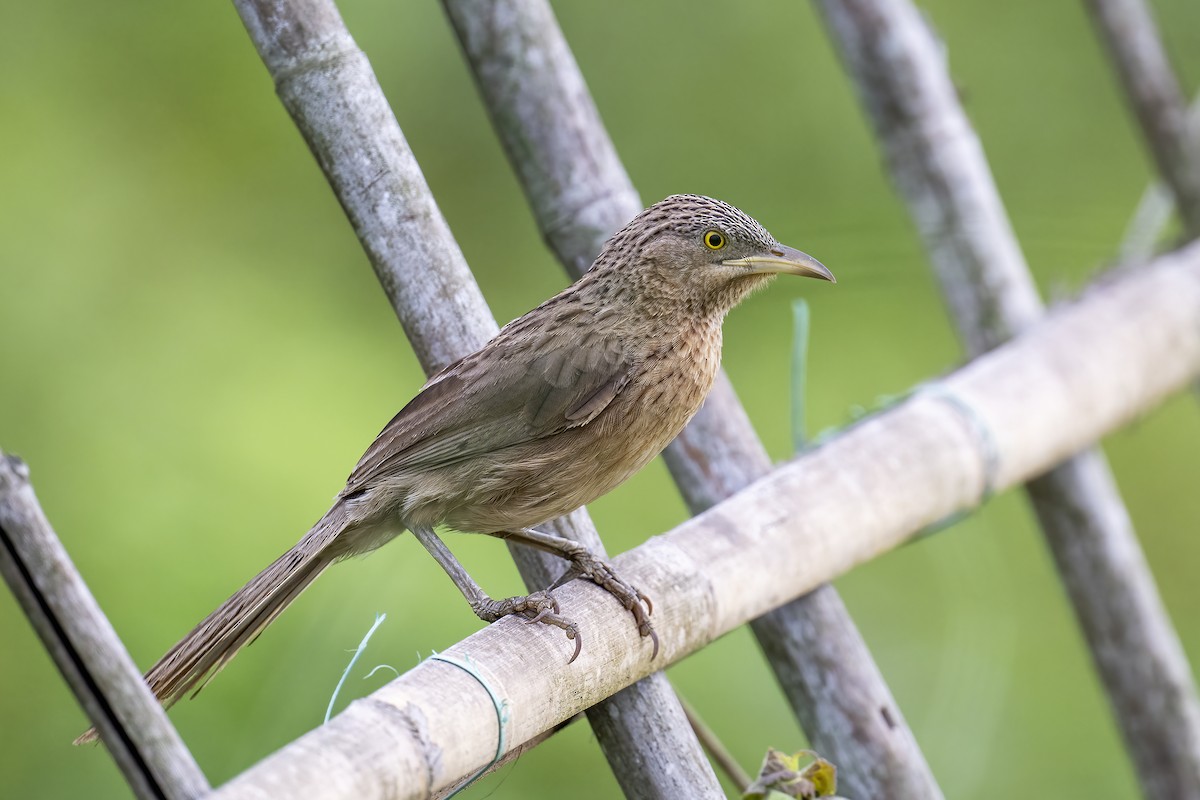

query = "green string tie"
[{"left": 427, "top": 652, "right": 511, "bottom": 798}]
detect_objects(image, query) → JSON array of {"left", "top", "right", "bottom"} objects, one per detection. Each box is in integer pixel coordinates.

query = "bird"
[{"left": 77, "top": 194, "right": 833, "bottom": 743}]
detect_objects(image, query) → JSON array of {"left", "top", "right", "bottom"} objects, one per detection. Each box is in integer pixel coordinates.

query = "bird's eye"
[{"left": 703, "top": 230, "right": 726, "bottom": 250}]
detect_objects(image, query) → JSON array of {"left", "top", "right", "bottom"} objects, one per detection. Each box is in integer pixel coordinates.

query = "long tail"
[{"left": 75, "top": 503, "right": 350, "bottom": 744}]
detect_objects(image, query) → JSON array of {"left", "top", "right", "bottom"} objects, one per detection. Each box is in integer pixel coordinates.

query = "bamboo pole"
[
  {"left": 235, "top": 0, "right": 495, "bottom": 368},
  {"left": 0, "top": 454, "right": 209, "bottom": 800},
  {"left": 207, "top": 239, "right": 1200, "bottom": 800},
  {"left": 1118, "top": 93, "right": 1200, "bottom": 263},
  {"left": 817, "top": 2, "right": 1039, "bottom": 353},
  {"left": 440, "top": 2, "right": 941, "bottom": 795},
  {"left": 439, "top": 0, "right": 640, "bottom": 277},
  {"left": 1086, "top": 0, "right": 1200, "bottom": 239},
  {"left": 230, "top": 1, "right": 721, "bottom": 797},
  {"left": 816, "top": 2, "right": 1200, "bottom": 797}
]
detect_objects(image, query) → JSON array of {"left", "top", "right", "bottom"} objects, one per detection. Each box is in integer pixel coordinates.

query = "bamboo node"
[{"left": 919, "top": 380, "right": 1000, "bottom": 501}]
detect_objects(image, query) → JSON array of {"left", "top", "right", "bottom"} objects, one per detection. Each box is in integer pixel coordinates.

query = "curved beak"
[{"left": 722, "top": 244, "right": 836, "bottom": 283}]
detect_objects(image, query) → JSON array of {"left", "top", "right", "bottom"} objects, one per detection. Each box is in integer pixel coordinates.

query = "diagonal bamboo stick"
[
  {"left": 440, "top": 0, "right": 640, "bottom": 278},
  {"left": 439, "top": 1, "right": 942, "bottom": 796},
  {"left": 816, "top": 2, "right": 1200, "bottom": 798},
  {"left": 1118, "top": 93, "right": 1200, "bottom": 263},
  {"left": 207, "top": 239, "right": 1200, "bottom": 800},
  {"left": 230, "top": 0, "right": 722, "bottom": 797},
  {"left": 0, "top": 454, "right": 209, "bottom": 800},
  {"left": 1087, "top": 0, "right": 1200, "bottom": 239}
]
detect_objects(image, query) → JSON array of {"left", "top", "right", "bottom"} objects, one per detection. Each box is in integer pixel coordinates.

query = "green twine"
[
  {"left": 907, "top": 380, "right": 1001, "bottom": 538},
  {"left": 920, "top": 380, "right": 1001, "bottom": 502},
  {"left": 325, "top": 612, "right": 387, "bottom": 724},
  {"left": 323, "top": 621, "right": 509, "bottom": 796},
  {"left": 427, "top": 652, "right": 511, "bottom": 798}
]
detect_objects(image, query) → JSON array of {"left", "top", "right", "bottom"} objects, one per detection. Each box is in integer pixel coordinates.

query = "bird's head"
[{"left": 589, "top": 194, "right": 834, "bottom": 318}]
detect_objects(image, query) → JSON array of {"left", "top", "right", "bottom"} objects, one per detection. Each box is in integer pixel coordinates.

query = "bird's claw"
[
  {"left": 520, "top": 609, "right": 583, "bottom": 663},
  {"left": 468, "top": 591, "right": 582, "bottom": 662},
  {"left": 637, "top": 588, "right": 653, "bottom": 616},
  {"left": 470, "top": 589, "right": 558, "bottom": 622},
  {"left": 553, "top": 553, "right": 658, "bottom": 659},
  {"left": 469, "top": 556, "right": 657, "bottom": 663},
  {"left": 525, "top": 605, "right": 555, "bottom": 625}
]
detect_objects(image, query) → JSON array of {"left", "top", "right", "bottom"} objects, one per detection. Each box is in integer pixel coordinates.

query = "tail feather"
[
  {"left": 146, "top": 546, "right": 333, "bottom": 706},
  {"left": 75, "top": 504, "right": 349, "bottom": 744}
]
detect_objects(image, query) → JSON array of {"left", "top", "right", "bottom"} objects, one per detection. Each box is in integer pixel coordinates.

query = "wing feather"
[{"left": 343, "top": 304, "right": 630, "bottom": 496}]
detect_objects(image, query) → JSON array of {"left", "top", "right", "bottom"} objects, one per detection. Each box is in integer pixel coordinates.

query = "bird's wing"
[{"left": 343, "top": 316, "right": 630, "bottom": 496}]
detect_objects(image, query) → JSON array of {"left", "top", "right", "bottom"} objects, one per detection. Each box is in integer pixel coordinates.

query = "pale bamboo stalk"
[
  {"left": 230, "top": 1, "right": 721, "bottom": 797},
  {"left": 440, "top": 2, "right": 939, "bottom": 796},
  {"left": 816, "top": 2, "right": 1200, "bottom": 797},
  {"left": 208, "top": 240, "right": 1200, "bottom": 800},
  {"left": 0, "top": 453, "right": 209, "bottom": 800},
  {"left": 1086, "top": 0, "right": 1200, "bottom": 239}
]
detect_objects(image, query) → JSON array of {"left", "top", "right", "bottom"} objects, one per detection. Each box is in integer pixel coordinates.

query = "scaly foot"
[
  {"left": 551, "top": 550, "right": 658, "bottom": 660},
  {"left": 469, "top": 590, "right": 583, "bottom": 662}
]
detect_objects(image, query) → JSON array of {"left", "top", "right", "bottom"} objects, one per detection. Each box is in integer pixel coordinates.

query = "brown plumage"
[{"left": 77, "top": 194, "right": 833, "bottom": 743}]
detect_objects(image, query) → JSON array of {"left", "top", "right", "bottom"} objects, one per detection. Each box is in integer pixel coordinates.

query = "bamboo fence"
[{"left": 2, "top": 0, "right": 1199, "bottom": 798}]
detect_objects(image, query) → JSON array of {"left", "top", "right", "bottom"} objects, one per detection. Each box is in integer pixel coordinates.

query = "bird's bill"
[{"left": 722, "top": 245, "right": 836, "bottom": 283}]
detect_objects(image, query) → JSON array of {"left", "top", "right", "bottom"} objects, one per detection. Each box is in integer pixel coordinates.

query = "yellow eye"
[{"left": 703, "top": 230, "right": 725, "bottom": 250}]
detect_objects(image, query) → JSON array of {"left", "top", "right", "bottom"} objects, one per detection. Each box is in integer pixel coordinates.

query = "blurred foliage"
[
  {"left": 744, "top": 748, "right": 837, "bottom": 799},
  {"left": 1, "top": 1, "right": 1199, "bottom": 798}
]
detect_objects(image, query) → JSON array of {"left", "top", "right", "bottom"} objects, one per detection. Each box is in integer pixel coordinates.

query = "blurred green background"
[{"left": 2, "top": 1, "right": 1199, "bottom": 797}]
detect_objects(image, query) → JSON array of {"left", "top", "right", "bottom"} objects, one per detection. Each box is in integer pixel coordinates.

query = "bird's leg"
[
  {"left": 494, "top": 528, "right": 658, "bottom": 659},
  {"left": 409, "top": 525, "right": 583, "bottom": 661}
]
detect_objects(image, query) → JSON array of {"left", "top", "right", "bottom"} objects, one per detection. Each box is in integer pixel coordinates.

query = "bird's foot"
[
  {"left": 552, "top": 553, "right": 659, "bottom": 660},
  {"left": 469, "top": 590, "right": 582, "bottom": 662}
]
